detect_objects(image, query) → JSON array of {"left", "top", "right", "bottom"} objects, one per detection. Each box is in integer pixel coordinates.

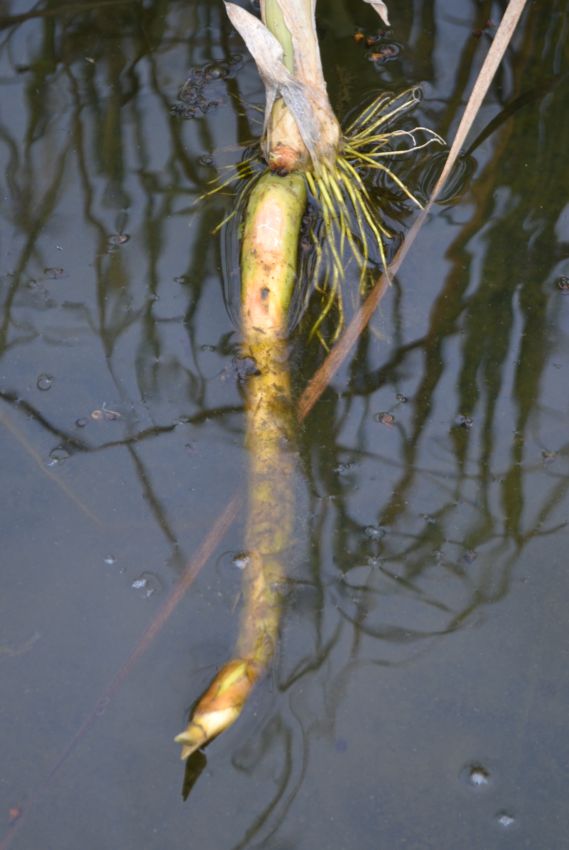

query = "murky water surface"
[{"left": 1, "top": 2, "right": 569, "bottom": 848}]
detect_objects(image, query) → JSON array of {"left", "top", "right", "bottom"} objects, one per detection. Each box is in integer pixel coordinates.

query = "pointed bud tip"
[{"left": 175, "top": 729, "right": 206, "bottom": 761}]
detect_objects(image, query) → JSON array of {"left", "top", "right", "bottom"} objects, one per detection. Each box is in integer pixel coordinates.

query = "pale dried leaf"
[
  {"left": 362, "top": 0, "right": 390, "bottom": 26},
  {"left": 224, "top": 3, "right": 289, "bottom": 139},
  {"left": 225, "top": 1, "right": 337, "bottom": 166},
  {"left": 224, "top": 3, "right": 289, "bottom": 88}
]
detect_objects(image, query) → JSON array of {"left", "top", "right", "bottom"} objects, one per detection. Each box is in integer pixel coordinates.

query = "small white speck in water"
[
  {"left": 364, "top": 525, "right": 385, "bottom": 541},
  {"left": 131, "top": 572, "right": 163, "bottom": 598},
  {"left": 232, "top": 553, "right": 251, "bottom": 570},
  {"left": 460, "top": 762, "right": 492, "bottom": 789},
  {"left": 469, "top": 767, "right": 490, "bottom": 787}
]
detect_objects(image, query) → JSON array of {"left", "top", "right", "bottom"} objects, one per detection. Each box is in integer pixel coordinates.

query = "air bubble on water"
[
  {"left": 496, "top": 811, "right": 515, "bottom": 828},
  {"left": 232, "top": 552, "right": 251, "bottom": 571},
  {"left": 131, "top": 571, "right": 163, "bottom": 598},
  {"left": 37, "top": 373, "right": 54, "bottom": 391},
  {"left": 454, "top": 414, "right": 473, "bottom": 430},
  {"left": 46, "top": 446, "right": 70, "bottom": 467},
  {"left": 364, "top": 525, "right": 385, "bottom": 542}
]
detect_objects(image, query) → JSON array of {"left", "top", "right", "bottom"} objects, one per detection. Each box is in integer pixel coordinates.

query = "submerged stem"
[{"left": 175, "top": 173, "right": 306, "bottom": 759}]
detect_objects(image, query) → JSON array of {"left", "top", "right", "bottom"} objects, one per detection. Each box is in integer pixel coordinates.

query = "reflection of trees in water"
[
  {"left": 1, "top": 1, "right": 568, "bottom": 847},
  {"left": 0, "top": 0, "right": 256, "bottom": 557}
]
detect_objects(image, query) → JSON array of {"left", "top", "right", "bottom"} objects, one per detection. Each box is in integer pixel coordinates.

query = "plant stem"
[
  {"left": 175, "top": 172, "right": 306, "bottom": 759},
  {"left": 262, "top": 0, "right": 295, "bottom": 71},
  {"left": 259, "top": 0, "right": 340, "bottom": 172},
  {"left": 237, "top": 171, "right": 306, "bottom": 662}
]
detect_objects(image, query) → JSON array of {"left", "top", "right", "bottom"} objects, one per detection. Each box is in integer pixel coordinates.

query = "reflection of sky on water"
[{"left": 1, "top": 2, "right": 568, "bottom": 849}]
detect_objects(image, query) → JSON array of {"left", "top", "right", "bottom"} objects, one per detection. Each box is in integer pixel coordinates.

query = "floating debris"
[
  {"left": 131, "top": 571, "right": 163, "bottom": 598},
  {"left": 103, "top": 554, "right": 117, "bottom": 566},
  {"left": 368, "top": 43, "right": 400, "bottom": 64},
  {"left": 232, "top": 552, "right": 251, "bottom": 571},
  {"left": 496, "top": 811, "right": 515, "bottom": 828},
  {"left": 461, "top": 762, "right": 491, "bottom": 788},
  {"left": 43, "top": 267, "right": 67, "bottom": 280},
  {"left": 375, "top": 411, "right": 395, "bottom": 426},
  {"left": 90, "top": 403, "right": 121, "bottom": 421},
  {"left": 556, "top": 275, "right": 569, "bottom": 294},
  {"left": 172, "top": 61, "right": 231, "bottom": 119},
  {"left": 107, "top": 233, "right": 130, "bottom": 248}
]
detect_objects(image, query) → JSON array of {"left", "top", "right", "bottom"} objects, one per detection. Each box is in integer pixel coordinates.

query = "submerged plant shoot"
[
  {"left": 176, "top": 0, "right": 444, "bottom": 758},
  {"left": 2, "top": 2, "right": 567, "bottom": 849}
]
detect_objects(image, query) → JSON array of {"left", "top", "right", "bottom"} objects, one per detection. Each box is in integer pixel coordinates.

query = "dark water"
[{"left": 1, "top": 2, "right": 568, "bottom": 848}]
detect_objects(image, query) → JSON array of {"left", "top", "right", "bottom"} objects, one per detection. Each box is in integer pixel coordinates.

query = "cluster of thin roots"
[{"left": 203, "top": 87, "right": 444, "bottom": 347}]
